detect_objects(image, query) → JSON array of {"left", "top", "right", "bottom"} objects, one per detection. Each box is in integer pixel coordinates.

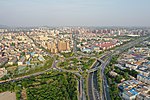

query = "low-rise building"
[
  {"left": 0, "top": 57, "right": 8, "bottom": 66},
  {"left": 38, "top": 55, "right": 45, "bottom": 62},
  {"left": 18, "top": 57, "right": 25, "bottom": 66},
  {"left": 81, "top": 47, "right": 92, "bottom": 53},
  {"left": 118, "top": 80, "right": 149, "bottom": 100},
  {"left": 0, "top": 68, "right": 7, "bottom": 78},
  {"left": 125, "top": 63, "right": 138, "bottom": 70},
  {"left": 92, "top": 46, "right": 100, "bottom": 52},
  {"left": 109, "top": 71, "right": 118, "bottom": 77},
  {"left": 122, "top": 88, "right": 139, "bottom": 100},
  {"left": 8, "top": 57, "right": 17, "bottom": 65},
  {"left": 137, "top": 74, "right": 150, "bottom": 85},
  {"left": 25, "top": 54, "right": 30, "bottom": 59},
  {"left": 136, "top": 92, "right": 150, "bottom": 100},
  {"left": 136, "top": 66, "right": 150, "bottom": 77},
  {"left": 136, "top": 85, "right": 150, "bottom": 100}
]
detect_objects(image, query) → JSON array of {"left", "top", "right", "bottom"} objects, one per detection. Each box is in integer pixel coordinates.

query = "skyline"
[{"left": 0, "top": 0, "right": 150, "bottom": 27}]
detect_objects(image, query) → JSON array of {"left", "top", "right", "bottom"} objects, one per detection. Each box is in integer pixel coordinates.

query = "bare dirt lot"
[{"left": 0, "top": 91, "right": 16, "bottom": 100}]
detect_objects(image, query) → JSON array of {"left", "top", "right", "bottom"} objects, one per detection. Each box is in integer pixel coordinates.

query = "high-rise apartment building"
[
  {"left": 58, "top": 40, "right": 70, "bottom": 52},
  {"left": 47, "top": 42, "right": 58, "bottom": 54}
]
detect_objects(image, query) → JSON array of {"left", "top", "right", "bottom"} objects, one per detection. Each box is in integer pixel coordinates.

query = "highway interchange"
[{"left": 0, "top": 34, "right": 150, "bottom": 100}]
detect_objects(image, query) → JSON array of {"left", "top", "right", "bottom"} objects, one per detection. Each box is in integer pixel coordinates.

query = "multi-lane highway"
[
  {"left": 101, "top": 55, "right": 112, "bottom": 100},
  {"left": 87, "top": 58, "right": 102, "bottom": 100},
  {"left": 87, "top": 51, "right": 112, "bottom": 100},
  {"left": 88, "top": 72, "right": 95, "bottom": 100},
  {"left": 87, "top": 35, "right": 150, "bottom": 100}
]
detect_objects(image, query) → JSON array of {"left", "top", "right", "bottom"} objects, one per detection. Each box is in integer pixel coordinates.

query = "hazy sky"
[{"left": 0, "top": 0, "right": 150, "bottom": 27}]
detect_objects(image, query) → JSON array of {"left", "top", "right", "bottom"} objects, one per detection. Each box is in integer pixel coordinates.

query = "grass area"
[
  {"left": 82, "top": 58, "right": 95, "bottom": 70},
  {"left": 60, "top": 52, "right": 74, "bottom": 58},
  {"left": 97, "top": 69, "right": 103, "bottom": 97},
  {"left": 84, "top": 77, "right": 88, "bottom": 99},
  {"left": 58, "top": 57, "right": 96, "bottom": 71}
]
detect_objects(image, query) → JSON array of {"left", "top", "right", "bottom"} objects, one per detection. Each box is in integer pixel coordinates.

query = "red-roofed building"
[{"left": 95, "top": 42, "right": 116, "bottom": 50}]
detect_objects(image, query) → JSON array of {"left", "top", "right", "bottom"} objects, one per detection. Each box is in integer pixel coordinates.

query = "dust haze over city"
[{"left": 0, "top": 0, "right": 150, "bottom": 100}]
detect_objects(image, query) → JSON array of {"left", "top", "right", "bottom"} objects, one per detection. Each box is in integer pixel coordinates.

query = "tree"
[
  {"left": 124, "top": 72, "right": 129, "bottom": 80},
  {"left": 115, "top": 75, "right": 123, "bottom": 83},
  {"left": 110, "top": 84, "right": 120, "bottom": 99}
]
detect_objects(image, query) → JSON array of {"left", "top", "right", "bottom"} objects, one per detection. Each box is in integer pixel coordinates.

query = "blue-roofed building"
[
  {"left": 118, "top": 85, "right": 124, "bottom": 92},
  {"left": 137, "top": 65, "right": 150, "bottom": 77},
  {"left": 122, "top": 88, "right": 139, "bottom": 100},
  {"left": 26, "top": 61, "right": 30, "bottom": 65},
  {"left": 147, "top": 61, "right": 150, "bottom": 65},
  {"left": 129, "top": 88, "right": 138, "bottom": 95},
  {"left": 81, "top": 48, "right": 91, "bottom": 53},
  {"left": 137, "top": 74, "right": 150, "bottom": 85},
  {"left": 30, "top": 52, "right": 35, "bottom": 56},
  {"left": 118, "top": 80, "right": 149, "bottom": 100},
  {"left": 38, "top": 55, "right": 45, "bottom": 62}
]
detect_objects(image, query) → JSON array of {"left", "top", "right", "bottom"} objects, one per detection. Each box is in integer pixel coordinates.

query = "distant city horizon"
[
  {"left": 0, "top": 0, "right": 150, "bottom": 27},
  {"left": 0, "top": 24, "right": 150, "bottom": 28}
]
